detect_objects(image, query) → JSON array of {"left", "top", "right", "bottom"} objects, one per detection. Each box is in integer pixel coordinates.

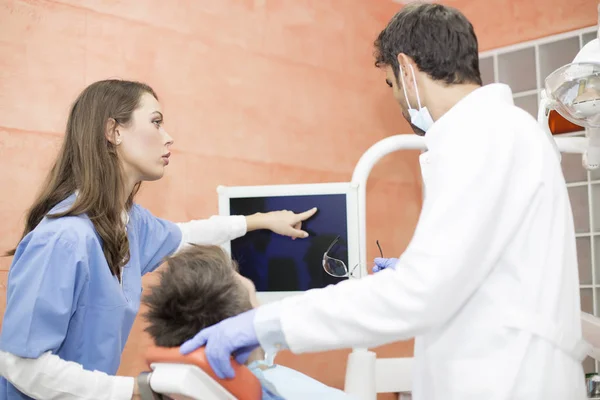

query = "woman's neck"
[
  {"left": 120, "top": 163, "right": 141, "bottom": 207},
  {"left": 122, "top": 175, "right": 140, "bottom": 207}
]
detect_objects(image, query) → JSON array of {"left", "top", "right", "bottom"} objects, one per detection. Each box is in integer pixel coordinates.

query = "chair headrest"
[{"left": 145, "top": 346, "right": 262, "bottom": 400}]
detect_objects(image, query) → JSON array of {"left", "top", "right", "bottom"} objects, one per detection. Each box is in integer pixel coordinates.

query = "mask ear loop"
[
  {"left": 408, "top": 64, "right": 423, "bottom": 110},
  {"left": 399, "top": 65, "right": 414, "bottom": 110}
]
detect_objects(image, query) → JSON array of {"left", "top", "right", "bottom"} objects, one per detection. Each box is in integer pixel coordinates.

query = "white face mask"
[{"left": 400, "top": 64, "right": 435, "bottom": 134}]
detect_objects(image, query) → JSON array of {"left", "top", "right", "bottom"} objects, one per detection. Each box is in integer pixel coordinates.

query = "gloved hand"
[
  {"left": 179, "top": 308, "right": 259, "bottom": 379},
  {"left": 372, "top": 257, "right": 399, "bottom": 273}
]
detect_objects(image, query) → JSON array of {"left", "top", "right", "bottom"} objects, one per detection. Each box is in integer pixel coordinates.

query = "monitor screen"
[{"left": 229, "top": 194, "right": 349, "bottom": 292}]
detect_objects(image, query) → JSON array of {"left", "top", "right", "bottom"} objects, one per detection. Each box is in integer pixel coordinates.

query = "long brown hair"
[{"left": 7, "top": 79, "right": 158, "bottom": 279}]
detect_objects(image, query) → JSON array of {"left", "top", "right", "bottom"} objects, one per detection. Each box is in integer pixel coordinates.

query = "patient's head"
[{"left": 143, "top": 244, "right": 254, "bottom": 347}]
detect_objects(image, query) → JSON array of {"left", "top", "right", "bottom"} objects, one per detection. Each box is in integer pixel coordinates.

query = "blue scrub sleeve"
[
  {"left": 0, "top": 231, "right": 87, "bottom": 358},
  {"left": 133, "top": 205, "right": 183, "bottom": 275}
]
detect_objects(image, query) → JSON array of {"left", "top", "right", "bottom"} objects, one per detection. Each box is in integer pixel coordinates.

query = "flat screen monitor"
[{"left": 218, "top": 183, "right": 359, "bottom": 303}]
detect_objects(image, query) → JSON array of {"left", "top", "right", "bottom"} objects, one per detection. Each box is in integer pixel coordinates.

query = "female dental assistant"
[
  {"left": 180, "top": 4, "right": 589, "bottom": 400},
  {"left": 0, "top": 79, "right": 316, "bottom": 400}
]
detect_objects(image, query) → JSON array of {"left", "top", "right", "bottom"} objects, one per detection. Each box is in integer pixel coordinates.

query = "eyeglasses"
[{"left": 322, "top": 236, "right": 383, "bottom": 278}]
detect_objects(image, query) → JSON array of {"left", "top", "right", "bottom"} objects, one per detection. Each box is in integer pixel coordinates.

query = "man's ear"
[
  {"left": 396, "top": 53, "right": 416, "bottom": 90},
  {"left": 105, "top": 118, "right": 121, "bottom": 145}
]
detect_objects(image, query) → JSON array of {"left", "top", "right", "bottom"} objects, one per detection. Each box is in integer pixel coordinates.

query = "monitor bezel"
[{"left": 217, "top": 182, "right": 360, "bottom": 304}]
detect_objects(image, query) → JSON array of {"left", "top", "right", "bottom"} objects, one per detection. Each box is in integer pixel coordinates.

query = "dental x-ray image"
[{"left": 229, "top": 194, "right": 349, "bottom": 291}]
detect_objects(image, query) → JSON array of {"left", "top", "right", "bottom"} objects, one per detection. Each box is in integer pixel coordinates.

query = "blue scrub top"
[{"left": 0, "top": 194, "right": 182, "bottom": 399}]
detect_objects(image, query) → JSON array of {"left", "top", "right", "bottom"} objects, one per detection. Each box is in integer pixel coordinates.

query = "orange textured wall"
[
  {"left": 446, "top": 0, "right": 598, "bottom": 51},
  {"left": 0, "top": 0, "right": 597, "bottom": 398}
]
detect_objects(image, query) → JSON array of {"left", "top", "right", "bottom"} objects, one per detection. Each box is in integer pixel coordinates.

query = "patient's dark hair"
[{"left": 143, "top": 245, "right": 253, "bottom": 347}]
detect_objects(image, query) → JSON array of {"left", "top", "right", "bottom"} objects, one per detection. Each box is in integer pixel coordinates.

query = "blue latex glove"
[
  {"left": 372, "top": 257, "right": 399, "bottom": 273},
  {"left": 179, "top": 308, "right": 259, "bottom": 379}
]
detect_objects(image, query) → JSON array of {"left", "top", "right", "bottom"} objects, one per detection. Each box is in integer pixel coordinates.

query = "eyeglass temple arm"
[
  {"left": 376, "top": 240, "right": 383, "bottom": 258},
  {"left": 324, "top": 235, "right": 341, "bottom": 255}
]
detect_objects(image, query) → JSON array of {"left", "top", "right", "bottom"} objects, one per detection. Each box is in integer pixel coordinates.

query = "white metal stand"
[{"left": 344, "top": 134, "right": 425, "bottom": 400}]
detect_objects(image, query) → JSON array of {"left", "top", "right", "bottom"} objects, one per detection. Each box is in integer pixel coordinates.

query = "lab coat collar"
[{"left": 424, "top": 83, "right": 514, "bottom": 151}]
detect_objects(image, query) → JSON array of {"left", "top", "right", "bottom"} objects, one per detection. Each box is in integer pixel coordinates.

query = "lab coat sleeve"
[
  {"left": 261, "top": 126, "right": 533, "bottom": 353},
  {"left": 175, "top": 215, "right": 247, "bottom": 251},
  {"left": 0, "top": 350, "right": 134, "bottom": 400},
  {"left": 254, "top": 301, "right": 290, "bottom": 355}
]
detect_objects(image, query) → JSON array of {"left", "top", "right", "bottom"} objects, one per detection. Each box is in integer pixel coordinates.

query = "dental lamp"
[{"left": 538, "top": 4, "right": 600, "bottom": 169}]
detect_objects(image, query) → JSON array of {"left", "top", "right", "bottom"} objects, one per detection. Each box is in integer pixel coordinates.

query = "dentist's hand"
[
  {"left": 372, "top": 257, "right": 399, "bottom": 273},
  {"left": 180, "top": 309, "right": 259, "bottom": 379},
  {"left": 246, "top": 208, "right": 318, "bottom": 239}
]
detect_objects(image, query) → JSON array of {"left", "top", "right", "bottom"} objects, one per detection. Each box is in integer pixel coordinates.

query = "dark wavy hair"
[
  {"left": 143, "top": 245, "right": 253, "bottom": 347},
  {"left": 374, "top": 3, "right": 482, "bottom": 86}
]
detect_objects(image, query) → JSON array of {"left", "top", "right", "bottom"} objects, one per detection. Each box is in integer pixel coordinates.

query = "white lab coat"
[{"left": 264, "top": 84, "right": 587, "bottom": 399}]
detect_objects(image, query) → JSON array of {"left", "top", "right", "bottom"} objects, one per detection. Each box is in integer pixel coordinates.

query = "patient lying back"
[{"left": 142, "top": 244, "right": 352, "bottom": 400}]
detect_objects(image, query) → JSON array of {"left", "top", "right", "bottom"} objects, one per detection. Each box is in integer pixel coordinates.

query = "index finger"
[
  {"left": 296, "top": 207, "right": 317, "bottom": 221},
  {"left": 180, "top": 329, "right": 209, "bottom": 355},
  {"left": 205, "top": 340, "right": 236, "bottom": 379}
]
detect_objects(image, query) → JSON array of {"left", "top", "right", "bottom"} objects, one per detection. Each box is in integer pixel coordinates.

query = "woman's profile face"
[{"left": 117, "top": 92, "right": 174, "bottom": 184}]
